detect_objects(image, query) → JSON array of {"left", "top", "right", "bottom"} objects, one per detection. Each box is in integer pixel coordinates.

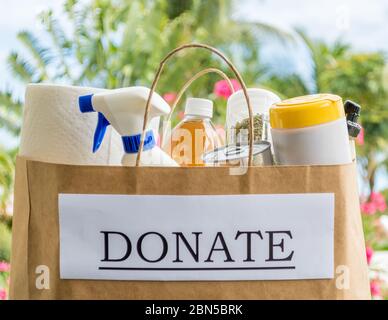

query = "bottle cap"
[
  {"left": 184, "top": 98, "right": 213, "bottom": 118},
  {"left": 270, "top": 94, "right": 345, "bottom": 129},
  {"left": 227, "top": 88, "right": 280, "bottom": 115},
  {"left": 344, "top": 100, "right": 361, "bottom": 123},
  {"left": 79, "top": 94, "right": 94, "bottom": 113}
]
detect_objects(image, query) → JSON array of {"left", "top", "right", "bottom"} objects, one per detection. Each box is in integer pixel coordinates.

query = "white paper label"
[{"left": 58, "top": 193, "right": 334, "bottom": 281}]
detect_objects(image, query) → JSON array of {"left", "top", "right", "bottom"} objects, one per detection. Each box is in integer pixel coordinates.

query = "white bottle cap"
[
  {"left": 184, "top": 98, "right": 213, "bottom": 118},
  {"left": 227, "top": 88, "right": 281, "bottom": 115}
]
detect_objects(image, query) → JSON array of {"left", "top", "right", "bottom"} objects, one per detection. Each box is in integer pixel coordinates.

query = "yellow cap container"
[{"left": 270, "top": 94, "right": 345, "bottom": 129}]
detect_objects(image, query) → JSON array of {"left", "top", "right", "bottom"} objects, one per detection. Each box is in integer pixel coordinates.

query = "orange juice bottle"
[{"left": 164, "top": 98, "right": 221, "bottom": 166}]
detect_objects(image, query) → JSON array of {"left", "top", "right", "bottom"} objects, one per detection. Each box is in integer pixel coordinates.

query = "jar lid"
[
  {"left": 270, "top": 93, "right": 345, "bottom": 129},
  {"left": 185, "top": 97, "right": 213, "bottom": 118},
  {"left": 202, "top": 142, "right": 271, "bottom": 163},
  {"left": 227, "top": 88, "right": 281, "bottom": 114}
]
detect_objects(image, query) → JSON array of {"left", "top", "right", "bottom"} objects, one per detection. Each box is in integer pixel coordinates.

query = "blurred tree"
[
  {"left": 2, "top": 0, "right": 294, "bottom": 132},
  {"left": 0, "top": 90, "right": 23, "bottom": 136},
  {"left": 0, "top": 147, "right": 15, "bottom": 222},
  {"left": 266, "top": 31, "right": 388, "bottom": 195},
  {"left": 325, "top": 54, "right": 388, "bottom": 195},
  {"left": 0, "top": 91, "right": 21, "bottom": 219},
  {"left": 6, "top": 0, "right": 291, "bottom": 110},
  {"left": 0, "top": 0, "right": 293, "bottom": 221},
  {"left": 0, "top": 221, "right": 12, "bottom": 261}
]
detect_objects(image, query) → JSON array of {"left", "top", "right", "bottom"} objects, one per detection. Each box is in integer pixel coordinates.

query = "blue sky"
[
  {"left": 241, "top": 0, "right": 388, "bottom": 52},
  {"left": 0, "top": 0, "right": 387, "bottom": 189}
]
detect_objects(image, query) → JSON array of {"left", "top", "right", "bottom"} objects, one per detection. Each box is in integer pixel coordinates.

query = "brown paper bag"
[
  {"left": 10, "top": 43, "right": 370, "bottom": 299},
  {"left": 10, "top": 156, "right": 370, "bottom": 299}
]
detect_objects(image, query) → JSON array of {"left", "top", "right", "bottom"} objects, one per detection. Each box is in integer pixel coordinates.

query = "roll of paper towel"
[{"left": 19, "top": 84, "right": 122, "bottom": 165}]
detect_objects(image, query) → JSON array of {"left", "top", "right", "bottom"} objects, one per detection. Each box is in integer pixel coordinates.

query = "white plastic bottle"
[
  {"left": 270, "top": 94, "right": 352, "bottom": 165},
  {"left": 163, "top": 98, "right": 221, "bottom": 166},
  {"left": 226, "top": 88, "right": 281, "bottom": 144},
  {"left": 79, "top": 87, "right": 178, "bottom": 167}
]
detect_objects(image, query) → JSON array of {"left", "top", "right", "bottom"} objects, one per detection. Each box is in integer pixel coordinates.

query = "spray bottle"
[
  {"left": 344, "top": 100, "right": 362, "bottom": 162},
  {"left": 79, "top": 87, "right": 178, "bottom": 166}
]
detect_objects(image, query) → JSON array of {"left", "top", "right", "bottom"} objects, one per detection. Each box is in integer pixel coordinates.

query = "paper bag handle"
[
  {"left": 160, "top": 67, "right": 235, "bottom": 147},
  {"left": 136, "top": 43, "right": 254, "bottom": 167}
]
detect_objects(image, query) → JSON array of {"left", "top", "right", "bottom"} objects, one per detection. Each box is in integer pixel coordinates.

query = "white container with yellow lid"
[{"left": 270, "top": 94, "right": 352, "bottom": 165}]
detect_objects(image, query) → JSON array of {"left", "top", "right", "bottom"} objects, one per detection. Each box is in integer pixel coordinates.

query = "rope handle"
[
  {"left": 160, "top": 67, "right": 235, "bottom": 147},
  {"left": 136, "top": 43, "right": 254, "bottom": 167}
]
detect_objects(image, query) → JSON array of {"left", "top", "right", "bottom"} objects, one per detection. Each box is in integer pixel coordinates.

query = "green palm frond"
[
  {"left": 295, "top": 29, "right": 325, "bottom": 91},
  {"left": 0, "top": 91, "right": 22, "bottom": 136},
  {"left": 166, "top": 0, "right": 193, "bottom": 19},
  {"left": 0, "top": 91, "right": 22, "bottom": 116},
  {"left": 7, "top": 52, "right": 36, "bottom": 82},
  {"left": 0, "top": 116, "right": 21, "bottom": 136},
  {"left": 64, "top": 0, "right": 78, "bottom": 18},
  {"left": 240, "top": 21, "right": 297, "bottom": 44},
  {"left": 0, "top": 148, "right": 14, "bottom": 216},
  {"left": 192, "top": 0, "right": 232, "bottom": 28},
  {"left": 17, "top": 31, "right": 52, "bottom": 78},
  {"left": 264, "top": 73, "right": 310, "bottom": 98},
  {"left": 39, "top": 10, "right": 73, "bottom": 81},
  {"left": 41, "top": 11, "right": 71, "bottom": 50},
  {"left": 296, "top": 28, "right": 352, "bottom": 92},
  {"left": 331, "top": 41, "right": 351, "bottom": 59}
]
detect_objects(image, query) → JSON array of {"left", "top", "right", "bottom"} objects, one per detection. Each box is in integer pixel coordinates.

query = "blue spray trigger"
[
  {"left": 78, "top": 93, "right": 111, "bottom": 153},
  {"left": 93, "top": 112, "right": 110, "bottom": 153},
  {"left": 79, "top": 94, "right": 94, "bottom": 113}
]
